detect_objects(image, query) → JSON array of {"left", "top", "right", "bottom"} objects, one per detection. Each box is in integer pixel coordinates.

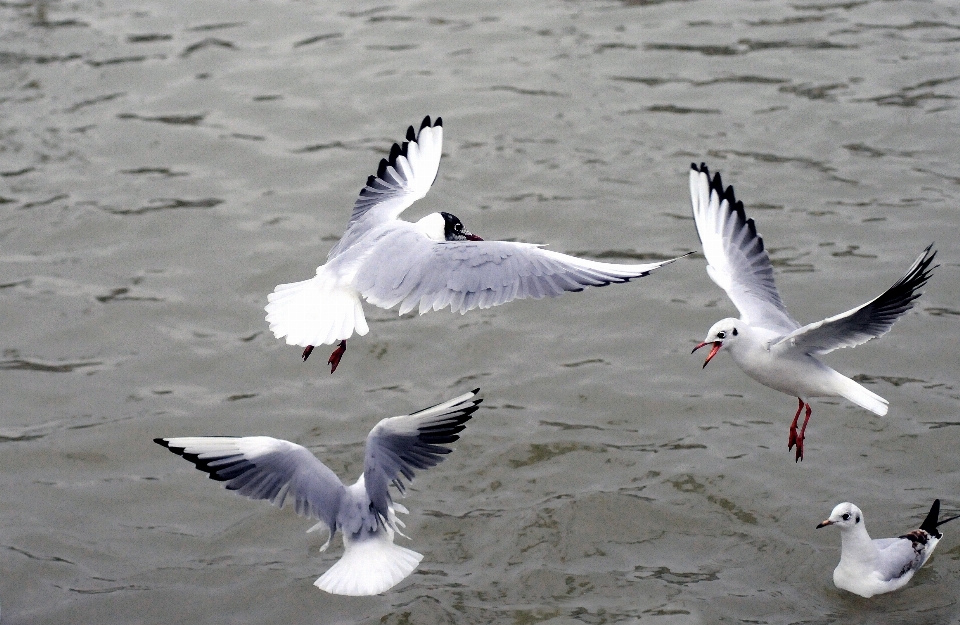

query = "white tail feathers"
[
  {"left": 314, "top": 531, "right": 423, "bottom": 596},
  {"left": 831, "top": 371, "right": 889, "bottom": 416},
  {"left": 265, "top": 277, "right": 368, "bottom": 347}
]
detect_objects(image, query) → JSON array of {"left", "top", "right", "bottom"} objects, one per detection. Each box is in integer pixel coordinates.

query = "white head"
[
  {"left": 817, "top": 502, "right": 865, "bottom": 531},
  {"left": 415, "top": 212, "right": 483, "bottom": 242},
  {"left": 692, "top": 317, "right": 741, "bottom": 368},
  {"left": 415, "top": 212, "right": 447, "bottom": 241}
]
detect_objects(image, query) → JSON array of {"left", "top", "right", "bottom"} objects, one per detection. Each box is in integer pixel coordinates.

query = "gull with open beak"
[{"left": 689, "top": 162, "right": 936, "bottom": 461}]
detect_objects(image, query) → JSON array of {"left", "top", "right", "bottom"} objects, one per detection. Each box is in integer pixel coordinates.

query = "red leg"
[
  {"left": 327, "top": 339, "right": 347, "bottom": 374},
  {"left": 794, "top": 403, "right": 812, "bottom": 463},
  {"left": 301, "top": 345, "right": 314, "bottom": 361},
  {"left": 788, "top": 398, "right": 804, "bottom": 451}
]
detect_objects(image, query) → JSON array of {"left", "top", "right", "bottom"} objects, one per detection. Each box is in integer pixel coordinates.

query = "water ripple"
[
  {"left": 104, "top": 198, "right": 223, "bottom": 215},
  {"left": 508, "top": 442, "right": 605, "bottom": 468},
  {"left": 629, "top": 565, "right": 718, "bottom": 585},
  {"left": 0, "top": 52, "right": 82, "bottom": 65},
  {"left": 645, "top": 38, "right": 856, "bottom": 56},
  {"left": 116, "top": 113, "right": 205, "bottom": 126},
  {"left": 5, "top": 545, "right": 75, "bottom": 565},
  {"left": 86, "top": 56, "right": 153, "bottom": 68},
  {"left": 0, "top": 357, "right": 102, "bottom": 373},
  {"left": 64, "top": 92, "right": 125, "bottom": 113},
  {"left": 669, "top": 474, "right": 758, "bottom": 525},
  {"left": 180, "top": 38, "right": 235, "bottom": 58},
  {"left": 126, "top": 34, "right": 173, "bottom": 43},
  {"left": 293, "top": 33, "right": 342, "bottom": 48},
  {"left": 489, "top": 85, "right": 568, "bottom": 97}
]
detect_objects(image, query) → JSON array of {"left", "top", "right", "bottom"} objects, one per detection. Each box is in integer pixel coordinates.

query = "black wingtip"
[
  {"left": 919, "top": 499, "right": 941, "bottom": 535},
  {"left": 929, "top": 498, "right": 960, "bottom": 532},
  {"left": 435, "top": 116, "right": 442, "bottom": 127},
  {"left": 881, "top": 244, "right": 938, "bottom": 315},
  {"left": 154, "top": 437, "right": 170, "bottom": 448},
  {"left": 919, "top": 243, "right": 938, "bottom": 273},
  {"left": 696, "top": 162, "right": 767, "bottom": 258},
  {"left": 406, "top": 125, "right": 416, "bottom": 141},
  {"left": 471, "top": 387, "right": 480, "bottom": 395},
  {"left": 420, "top": 115, "right": 432, "bottom": 131},
  {"left": 711, "top": 171, "right": 723, "bottom": 193}
]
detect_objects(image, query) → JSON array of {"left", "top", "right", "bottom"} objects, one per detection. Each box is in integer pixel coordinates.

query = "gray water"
[{"left": 2, "top": 0, "right": 960, "bottom": 623}]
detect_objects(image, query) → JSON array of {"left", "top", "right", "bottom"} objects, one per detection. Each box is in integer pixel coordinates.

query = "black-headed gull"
[
  {"left": 688, "top": 163, "right": 936, "bottom": 461},
  {"left": 266, "top": 116, "right": 688, "bottom": 372},
  {"left": 817, "top": 499, "right": 959, "bottom": 598},
  {"left": 154, "top": 389, "right": 481, "bottom": 596}
]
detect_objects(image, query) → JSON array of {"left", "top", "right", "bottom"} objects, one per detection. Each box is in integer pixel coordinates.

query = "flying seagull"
[
  {"left": 266, "top": 116, "right": 688, "bottom": 372},
  {"left": 817, "top": 499, "right": 959, "bottom": 597},
  {"left": 155, "top": 389, "right": 481, "bottom": 596},
  {"left": 688, "top": 162, "right": 936, "bottom": 461}
]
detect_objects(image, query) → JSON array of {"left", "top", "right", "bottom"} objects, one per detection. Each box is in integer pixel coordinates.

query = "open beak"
[
  {"left": 816, "top": 519, "right": 833, "bottom": 529},
  {"left": 692, "top": 341, "right": 722, "bottom": 368},
  {"left": 465, "top": 231, "right": 483, "bottom": 241}
]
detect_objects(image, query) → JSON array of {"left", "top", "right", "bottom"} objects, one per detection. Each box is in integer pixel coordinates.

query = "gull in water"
[
  {"left": 266, "top": 116, "right": 688, "bottom": 372},
  {"left": 688, "top": 162, "right": 936, "bottom": 461},
  {"left": 817, "top": 499, "right": 959, "bottom": 598},
  {"left": 155, "top": 389, "right": 481, "bottom": 596}
]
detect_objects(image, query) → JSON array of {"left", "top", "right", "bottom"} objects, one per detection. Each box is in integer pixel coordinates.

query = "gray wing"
[
  {"left": 690, "top": 163, "right": 799, "bottom": 334},
  {"left": 155, "top": 436, "right": 344, "bottom": 534},
  {"left": 348, "top": 116, "right": 443, "bottom": 228},
  {"left": 362, "top": 389, "right": 481, "bottom": 524},
  {"left": 775, "top": 245, "right": 936, "bottom": 354},
  {"left": 353, "top": 228, "right": 688, "bottom": 315},
  {"left": 873, "top": 537, "right": 925, "bottom": 582}
]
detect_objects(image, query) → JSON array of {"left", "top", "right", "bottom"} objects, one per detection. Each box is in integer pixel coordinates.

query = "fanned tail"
[
  {"left": 265, "top": 276, "right": 368, "bottom": 347},
  {"left": 830, "top": 370, "right": 888, "bottom": 416},
  {"left": 314, "top": 531, "right": 423, "bottom": 596}
]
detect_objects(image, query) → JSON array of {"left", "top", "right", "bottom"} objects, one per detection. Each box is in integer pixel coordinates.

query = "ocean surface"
[{"left": 2, "top": 0, "right": 959, "bottom": 623}]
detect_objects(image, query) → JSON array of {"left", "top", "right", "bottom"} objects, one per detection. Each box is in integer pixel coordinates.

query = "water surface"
[{"left": 2, "top": 0, "right": 959, "bottom": 623}]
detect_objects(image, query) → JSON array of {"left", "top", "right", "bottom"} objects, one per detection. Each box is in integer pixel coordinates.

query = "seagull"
[
  {"left": 688, "top": 162, "right": 936, "bottom": 461},
  {"left": 817, "top": 499, "right": 960, "bottom": 598},
  {"left": 266, "top": 116, "right": 688, "bottom": 372},
  {"left": 154, "top": 389, "right": 481, "bottom": 596}
]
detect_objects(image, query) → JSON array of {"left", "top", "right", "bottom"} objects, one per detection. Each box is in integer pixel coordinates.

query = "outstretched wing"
[
  {"left": 155, "top": 436, "right": 344, "bottom": 535},
  {"left": 775, "top": 245, "right": 936, "bottom": 354},
  {"left": 362, "top": 389, "right": 481, "bottom": 524},
  {"left": 348, "top": 116, "right": 443, "bottom": 227},
  {"left": 689, "top": 163, "right": 799, "bottom": 334},
  {"left": 354, "top": 228, "right": 689, "bottom": 315}
]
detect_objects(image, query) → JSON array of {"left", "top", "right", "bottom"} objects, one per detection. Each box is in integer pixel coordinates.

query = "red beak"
[
  {"left": 465, "top": 232, "right": 484, "bottom": 241},
  {"left": 692, "top": 341, "right": 722, "bottom": 368},
  {"left": 816, "top": 519, "right": 833, "bottom": 529}
]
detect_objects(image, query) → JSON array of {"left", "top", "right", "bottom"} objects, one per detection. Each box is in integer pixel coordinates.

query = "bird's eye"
[
  {"left": 717, "top": 331, "right": 726, "bottom": 339},
  {"left": 841, "top": 513, "right": 850, "bottom": 521},
  {"left": 732, "top": 328, "right": 738, "bottom": 336},
  {"left": 455, "top": 223, "right": 462, "bottom": 231}
]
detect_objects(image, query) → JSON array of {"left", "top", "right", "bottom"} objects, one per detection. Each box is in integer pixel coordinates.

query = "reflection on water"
[{"left": 1, "top": 0, "right": 959, "bottom": 623}]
